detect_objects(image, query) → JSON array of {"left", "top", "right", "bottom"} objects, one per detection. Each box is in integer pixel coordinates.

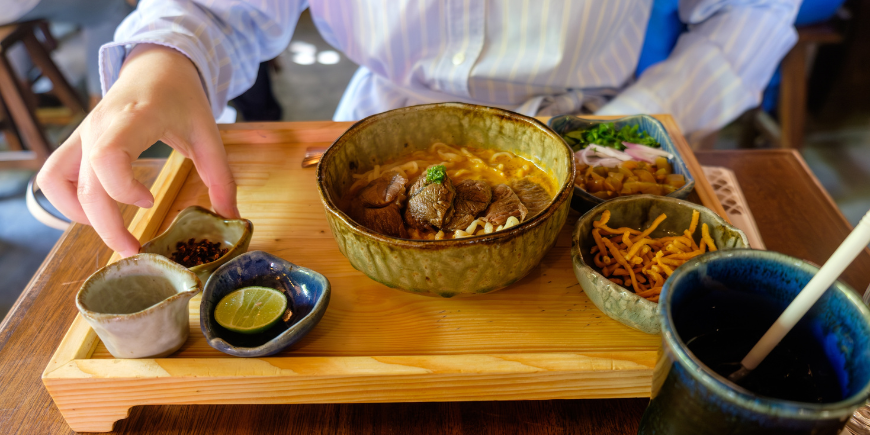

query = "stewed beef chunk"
[
  {"left": 445, "top": 179, "right": 491, "bottom": 231},
  {"left": 482, "top": 184, "right": 527, "bottom": 226},
  {"left": 349, "top": 202, "right": 408, "bottom": 238},
  {"left": 511, "top": 179, "right": 550, "bottom": 220},
  {"left": 348, "top": 171, "right": 409, "bottom": 238},
  {"left": 358, "top": 171, "right": 408, "bottom": 207},
  {"left": 404, "top": 165, "right": 456, "bottom": 231}
]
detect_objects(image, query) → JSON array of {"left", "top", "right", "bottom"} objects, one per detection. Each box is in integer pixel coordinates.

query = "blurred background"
[{"left": 1, "top": 1, "right": 869, "bottom": 320}]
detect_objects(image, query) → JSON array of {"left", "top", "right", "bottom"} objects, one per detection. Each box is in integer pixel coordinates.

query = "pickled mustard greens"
[
  {"left": 576, "top": 157, "right": 686, "bottom": 200},
  {"left": 562, "top": 123, "right": 660, "bottom": 152},
  {"left": 214, "top": 286, "right": 288, "bottom": 334}
]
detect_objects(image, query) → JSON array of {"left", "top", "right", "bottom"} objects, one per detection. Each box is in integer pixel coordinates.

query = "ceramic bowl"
[
  {"left": 140, "top": 206, "right": 253, "bottom": 282},
  {"left": 572, "top": 195, "right": 749, "bottom": 334},
  {"left": 200, "top": 251, "right": 331, "bottom": 357},
  {"left": 76, "top": 253, "right": 201, "bottom": 358},
  {"left": 547, "top": 114, "right": 695, "bottom": 214},
  {"left": 316, "top": 102, "right": 575, "bottom": 297},
  {"left": 639, "top": 250, "right": 870, "bottom": 434}
]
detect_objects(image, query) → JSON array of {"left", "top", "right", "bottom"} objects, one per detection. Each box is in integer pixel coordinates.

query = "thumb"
[{"left": 190, "top": 123, "right": 239, "bottom": 219}]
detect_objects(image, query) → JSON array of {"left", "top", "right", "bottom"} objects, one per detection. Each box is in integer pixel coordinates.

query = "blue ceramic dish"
[
  {"left": 547, "top": 114, "right": 695, "bottom": 214},
  {"left": 200, "top": 251, "right": 331, "bottom": 357},
  {"left": 639, "top": 250, "right": 870, "bottom": 435}
]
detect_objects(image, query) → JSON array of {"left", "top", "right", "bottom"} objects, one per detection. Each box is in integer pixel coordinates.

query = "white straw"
[{"left": 731, "top": 210, "right": 870, "bottom": 381}]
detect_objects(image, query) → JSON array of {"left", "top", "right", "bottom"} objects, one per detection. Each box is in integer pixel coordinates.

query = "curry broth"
[{"left": 347, "top": 143, "right": 557, "bottom": 197}]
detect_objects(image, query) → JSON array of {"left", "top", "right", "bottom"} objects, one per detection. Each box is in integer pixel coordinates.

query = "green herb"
[
  {"left": 561, "top": 123, "right": 660, "bottom": 152},
  {"left": 425, "top": 165, "right": 447, "bottom": 184}
]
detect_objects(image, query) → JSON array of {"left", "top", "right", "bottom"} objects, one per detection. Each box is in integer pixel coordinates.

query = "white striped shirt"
[{"left": 99, "top": 0, "right": 799, "bottom": 136}]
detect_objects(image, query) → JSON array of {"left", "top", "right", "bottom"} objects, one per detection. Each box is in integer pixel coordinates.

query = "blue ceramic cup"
[{"left": 638, "top": 249, "right": 870, "bottom": 435}]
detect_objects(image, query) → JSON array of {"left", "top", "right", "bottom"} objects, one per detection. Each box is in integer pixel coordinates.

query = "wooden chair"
[
  {"left": 741, "top": 23, "right": 845, "bottom": 149},
  {"left": 0, "top": 20, "right": 86, "bottom": 169}
]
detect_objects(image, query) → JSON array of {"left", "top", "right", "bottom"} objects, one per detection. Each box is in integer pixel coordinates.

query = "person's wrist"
[{"left": 112, "top": 43, "right": 210, "bottom": 110}]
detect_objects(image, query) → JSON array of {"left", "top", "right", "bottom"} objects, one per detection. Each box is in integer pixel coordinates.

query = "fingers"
[
  {"left": 37, "top": 128, "right": 90, "bottom": 224},
  {"left": 191, "top": 123, "right": 239, "bottom": 219},
  {"left": 77, "top": 156, "right": 141, "bottom": 257},
  {"left": 88, "top": 117, "right": 156, "bottom": 208}
]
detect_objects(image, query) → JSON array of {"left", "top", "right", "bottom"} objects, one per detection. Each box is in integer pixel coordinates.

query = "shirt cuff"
[{"left": 98, "top": 34, "right": 220, "bottom": 117}]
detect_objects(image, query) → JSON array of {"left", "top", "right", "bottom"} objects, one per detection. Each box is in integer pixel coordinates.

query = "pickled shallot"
[{"left": 575, "top": 157, "right": 686, "bottom": 200}]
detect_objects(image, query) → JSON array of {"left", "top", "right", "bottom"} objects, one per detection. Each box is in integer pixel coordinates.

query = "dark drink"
[
  {"left": 638, "top": 251, "right": 870, "bottom": 435},
  {"left": 673, "top": 285, "right": 842, "bottom": 403}
]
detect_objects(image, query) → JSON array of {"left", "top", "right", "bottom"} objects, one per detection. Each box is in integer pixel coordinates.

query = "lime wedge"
[{"left": 214, "top": 286, "right": 288, "bottom": 334}]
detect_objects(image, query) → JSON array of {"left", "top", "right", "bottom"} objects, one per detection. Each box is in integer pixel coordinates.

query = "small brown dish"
[{"left": 140, "top": 206, "right": 253, "bottom": 283}]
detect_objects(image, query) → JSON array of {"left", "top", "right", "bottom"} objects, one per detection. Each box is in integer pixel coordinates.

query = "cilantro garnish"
[
  {"left": 562, "top": 123, "right": 660, "bottom": 151},
  {"left": 425, "top": 165, "right": 447, "bottom": 184}
]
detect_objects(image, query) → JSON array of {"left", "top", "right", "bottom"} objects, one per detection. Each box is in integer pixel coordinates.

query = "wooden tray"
[{"left": 42, "top": 116, "right": 727, "bottom": 433}]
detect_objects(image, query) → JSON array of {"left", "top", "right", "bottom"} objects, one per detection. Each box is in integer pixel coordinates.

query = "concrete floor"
[{"left": 1, "top": 11, "right": 869, "bottom": 320}]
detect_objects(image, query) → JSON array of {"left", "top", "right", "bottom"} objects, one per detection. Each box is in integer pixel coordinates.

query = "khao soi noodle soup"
[{"left": 341, "top": 142, "right": 557, "bottom": 240}]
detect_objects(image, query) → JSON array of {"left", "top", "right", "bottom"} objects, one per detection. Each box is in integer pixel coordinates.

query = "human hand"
[{"left": 37, "top": 44, "right": 239, "bottom": 257}]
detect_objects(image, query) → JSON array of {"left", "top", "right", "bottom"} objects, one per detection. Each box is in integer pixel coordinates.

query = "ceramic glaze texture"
[
  {"left": 548, "top": 114, "right": 695, "bottom": 214},
  {"left": 140, "top": 206, "right": 253, "bottom": 282},
  {"left": 572, "top": 195, "right": 748, "bottom": 334},
  {"left": 316, "top": 103, "right": 575, "bottom": 297},
  {"left": 638, "top": 250, "right": 870, "bottom": 435},
  {"left": 200, "top": 251, "right": 331, "bottom": 357},
  {"left": 76, "top": 254, "right": 201, "bottom": 359}
]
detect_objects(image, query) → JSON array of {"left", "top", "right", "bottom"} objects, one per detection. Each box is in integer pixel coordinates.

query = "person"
[{"left": 36, "top": 0, "right": 800, "bottom": 257}]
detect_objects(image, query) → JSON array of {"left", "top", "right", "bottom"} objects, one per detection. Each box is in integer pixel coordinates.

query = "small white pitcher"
[{"left": 76, "top": 254, "right": 202, "bottom": 358}]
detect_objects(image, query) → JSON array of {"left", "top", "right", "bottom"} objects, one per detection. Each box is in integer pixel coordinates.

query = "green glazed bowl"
[
  {"left": 572, "top": 195, "right": 749, "bottom": 333},
  {"left": 140, "top": 206, "right": 253, "bottom": 283},
  {"left": 316, "top": 103, "right": 575, "bottom": 297}
]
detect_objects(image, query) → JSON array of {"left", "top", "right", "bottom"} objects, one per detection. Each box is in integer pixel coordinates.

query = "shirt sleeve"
[
  {"left": 596, "top": 0, "right": 799, "bottom": 139},
  {"left": 99, "top": 0, "right": 307, "bottom": 117}
]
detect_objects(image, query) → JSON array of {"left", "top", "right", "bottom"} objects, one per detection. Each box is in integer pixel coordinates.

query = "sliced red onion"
[
  {"left": 623, "top": 142, "right": 673, "bottom": 159},
  {"left": 577, "top": 144, "right": 667, "bottom": 169},
  {"left": 596, "top": 158, "right": 623, "bottom": 168},
  {"left": 624, "top": 148, "right": 655, "bottom": 163},
  {"left": 589, "top": 145, "right": 632, "bottom": 161},
  {"left": 578, "top": 146, "right": 596, "bottom": 166}
]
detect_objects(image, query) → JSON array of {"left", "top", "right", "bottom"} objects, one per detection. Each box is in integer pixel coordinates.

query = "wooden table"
[{"left": 1, "top": 148, "right": 868, "bottom": 435}]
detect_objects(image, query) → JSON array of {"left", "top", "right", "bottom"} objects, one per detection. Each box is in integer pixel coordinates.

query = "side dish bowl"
[
  {"left": 316, "top": 102, "right": 575, "bottom": 297},
  {"left": 76, "top": 253, "right": 201, "bottom": 358},
  {"left": 548, "top": 115, "right": 695, "bottom": 214},
  {"left": 572, "top": 195, "right": 748, "bottom": 334},
  {"left": 200, "top": 251, "right": 331, "bottom": 357},
  {"left": 140, "top": 206, "right": 253, "bottom": 282}
]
